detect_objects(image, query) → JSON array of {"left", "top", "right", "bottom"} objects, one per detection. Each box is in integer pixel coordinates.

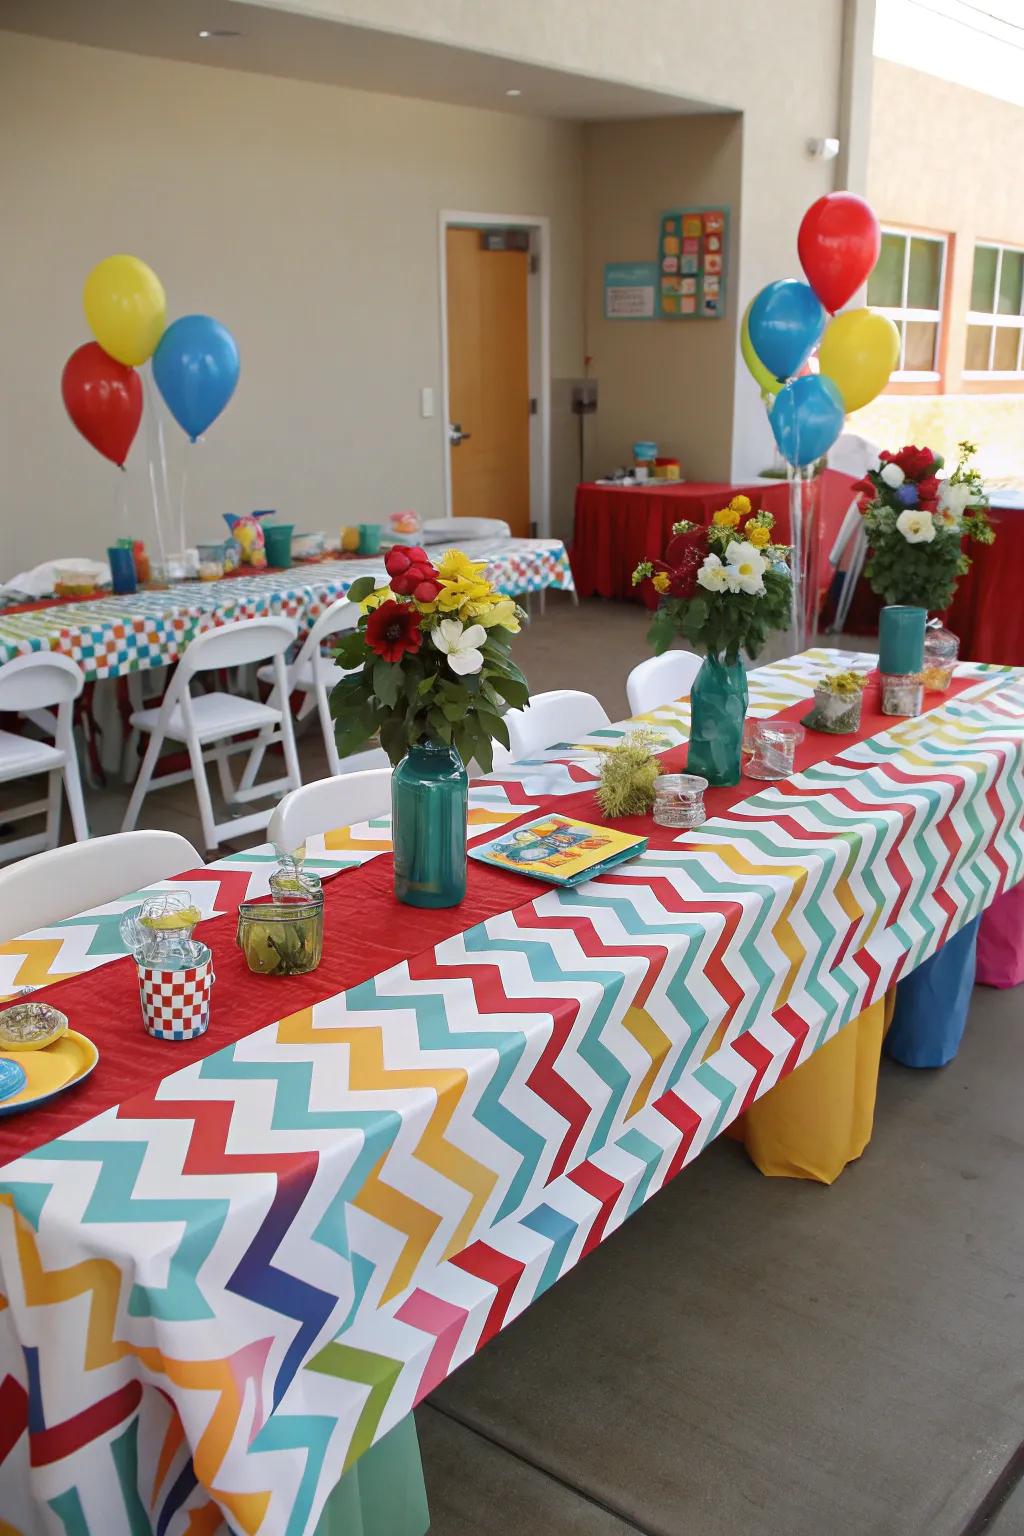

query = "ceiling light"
[
  {"left": 198, "top": 28, "right": 241, "bottom": 38},
  {"left": 505, "top": 88, "right": 522, "bottom": 97}
]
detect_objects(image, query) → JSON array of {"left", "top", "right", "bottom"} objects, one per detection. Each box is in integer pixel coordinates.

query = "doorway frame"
[{"left": 438, "top": 210, "right": 551, "bottom": 538}]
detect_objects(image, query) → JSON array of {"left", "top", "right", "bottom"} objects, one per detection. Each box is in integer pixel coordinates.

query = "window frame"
[
  {"left": 963, "top": 240, "right": 1024, "bottom": 382},
  {"left": 868, "top": 223, "right": 948, "bottom": 384}
]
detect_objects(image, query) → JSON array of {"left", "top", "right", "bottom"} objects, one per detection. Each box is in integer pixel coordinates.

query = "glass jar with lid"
[{"left": 922, "top": 621, "right": 959, "bottom": 693}]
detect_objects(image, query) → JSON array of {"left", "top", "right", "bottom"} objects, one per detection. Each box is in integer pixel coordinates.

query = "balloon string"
[
  {"left": 140, "top": 367, "right": 170, "bottom": 576},
  {"left": 179, "top": 458, "right": 189, "bottom": 556}
]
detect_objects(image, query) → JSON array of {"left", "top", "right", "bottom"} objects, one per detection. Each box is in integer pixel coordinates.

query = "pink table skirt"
[{"left": 977, "top": 881, "right": 1024, "bottom": 988}]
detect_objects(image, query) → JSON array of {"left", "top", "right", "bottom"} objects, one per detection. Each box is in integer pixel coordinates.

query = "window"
[
  {"left": 964, "top": 242, "right": 1024, "bottom": 378},
  {"left": 867, "top": 227, "right": 947, "bottom": 379}
]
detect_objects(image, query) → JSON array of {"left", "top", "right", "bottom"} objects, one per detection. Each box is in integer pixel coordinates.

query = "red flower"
[
  {"left": 917, "top": 475, "right": 940, "bottom": 501},
  {"left": 664, "top": 525, "right": 709, "bottom": 566},
  {"left": 365, "top": 600, "right": 423, "bottom": 662},
  {"left": 384, "top": 545, "right": 440, "bottom": 597},
  {"left": 654, "top": 545, "right": 703, "bottom": 600},
  {"left": 850, "top": 476, "right": 876, "bottom": 497},
  {"left": 890, "top": 445, "right": 936, "bottom": 481}
]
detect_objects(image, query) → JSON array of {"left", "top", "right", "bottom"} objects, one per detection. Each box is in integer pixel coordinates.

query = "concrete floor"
[{"left": 3, "top": 595, "right": 1021, "bottom": 1531}]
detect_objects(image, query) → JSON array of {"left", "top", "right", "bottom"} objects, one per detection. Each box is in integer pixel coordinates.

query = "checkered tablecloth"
[{"left": 0, "top": 540, "right": 575, "bottom": 683}]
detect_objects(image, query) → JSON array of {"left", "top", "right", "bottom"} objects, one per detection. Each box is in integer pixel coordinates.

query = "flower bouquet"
[
  {"left": 633, "top": 499, "right": 792, "bottom": 784},
  {"left": 331, "top": 546, "right": 529, "bottom": 906},
  {"left": 855, "top": 441, "right": 994, "bottom": 612}
]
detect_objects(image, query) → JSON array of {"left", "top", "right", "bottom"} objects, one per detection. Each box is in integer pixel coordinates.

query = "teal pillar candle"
[
  {"left": 392, "top": 740, "right": 468, "bottom": 907},
  {"left": 686, "top": 654, "right": 749, "bottom": 787},
  {"left": 878, "top": 605, "right": 926, "bottom": 674}
]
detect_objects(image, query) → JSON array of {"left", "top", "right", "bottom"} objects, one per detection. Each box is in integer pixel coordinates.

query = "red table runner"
[{"left": 1, "top": 674, "right": 978, "bottom": 1164}]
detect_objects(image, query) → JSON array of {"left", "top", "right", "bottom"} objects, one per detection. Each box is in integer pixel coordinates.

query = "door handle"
[{"left": 449, "top": 422, "right": 472, "bottom": 446}]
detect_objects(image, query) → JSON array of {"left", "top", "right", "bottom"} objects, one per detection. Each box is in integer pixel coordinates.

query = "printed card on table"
[{"left": 470, "top": 815, "right": 647, "bottom": 886}]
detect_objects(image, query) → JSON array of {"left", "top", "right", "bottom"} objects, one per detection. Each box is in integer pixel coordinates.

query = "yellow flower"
[
  {"left": 477, "top": 597, "right": 521, "bottom": 632},
  {"left": 729, "top": 494, "right": 752, "bottom": 514},
  {"left": 652, "top": 571, "right": 671, "bottom": 594},
  {"left": 713, "top": 507, "right": 740, "bottom": 528},
  {"left": 360, "top": 584, "right": 395, "bottom": 611},
  {"left": 747, "top": 524, "right": 770, "bottom": 548},
  {"left": 437, "top": 548, "right": 487, "bottom": 584},
  {"left": 434, "top": 548, "right": 493, "bottom": 616}
]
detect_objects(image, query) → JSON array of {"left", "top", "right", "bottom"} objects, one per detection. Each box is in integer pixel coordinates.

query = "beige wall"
[
  {"left": 867, "top": 59, "right": 1024, "bottom": 393},
  {"left": 583, "top": 114, "right": 743, "bottom": 480},
  {"left": 0, "top": 31, "right": 584, "bottom": 575},
  {"left": 258, "top": 0, "right": 856, "bottom": 479}
]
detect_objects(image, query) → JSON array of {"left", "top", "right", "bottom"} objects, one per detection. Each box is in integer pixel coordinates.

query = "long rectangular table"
[
  {"left": 0, "top": 538, "right": 575, "bottom": 683},
  {"left": 1, "top": 648, "right": 1022, "bottom": 1536}
]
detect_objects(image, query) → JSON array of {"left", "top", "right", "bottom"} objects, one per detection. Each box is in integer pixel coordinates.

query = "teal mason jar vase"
[
  {"left": 392, "top": 739, "right": 469, "bottom": 907},
  {"left": 686, "top": 653, "right": 749, "bottom": 787}
]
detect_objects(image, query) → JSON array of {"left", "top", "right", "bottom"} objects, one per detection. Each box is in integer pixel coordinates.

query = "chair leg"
[
  {"left": 213, "top": 743, "right": 237, "bottom": 804},
  {"left": 121, "top": 731, "right": 163, "bottom": 832},
  {"left": 236, "top": 732, "right": 271, "bottom": 794},
  {"left": 317, "top": 687, "right": 341, "bottom": 776},
  {"left": 44, "top": 768, "right": 62, "bottom": 850},
  {"left": 61, "top": 746, "right": 90, "bottom": 843},
  {"left": 278, "top": 703, "right": 303, "bottom": 793},
  {"left": 187, "top": 736, "right": 220, "bottom": 851}
]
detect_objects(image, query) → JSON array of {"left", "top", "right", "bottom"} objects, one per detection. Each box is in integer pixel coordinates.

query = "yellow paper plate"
[{"left": 0, "top": 1030, "right": 99, "bottom": 1117}]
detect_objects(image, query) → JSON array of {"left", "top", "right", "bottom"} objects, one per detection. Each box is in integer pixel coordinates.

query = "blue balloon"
[
  {"left": 748, "top": 280, "right": 826, "bottom": 381},
  {"left": 152, "top": 315, "right": 239, "bottom": 442},
  {"left": 769, "top": 374, "right": 845, "bottom": 468}
]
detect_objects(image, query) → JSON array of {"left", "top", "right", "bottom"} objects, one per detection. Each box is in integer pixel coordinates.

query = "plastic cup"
[
  {"left": 263, "top": 524, "right": 294, "bottom": 568},
  {"left": 107, "top": 545, "right": 137, "bottom": 595},
  {"left": 359, "top": 523, "right": 383, "bottom": 556}
]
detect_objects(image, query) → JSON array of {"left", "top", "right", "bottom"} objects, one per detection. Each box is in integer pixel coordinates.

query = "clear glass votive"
[
  {"left": 922, "top": 622, "right": 959, "bottom": 693},
  {"left": 880, "top": 672, "right": 924, "bottom": 717},
  {"left": 653, "top": 773, "right": 708, "bottom": 828},
  {"left": 745, "top": 720, "right": 805, "bottom": 780}
]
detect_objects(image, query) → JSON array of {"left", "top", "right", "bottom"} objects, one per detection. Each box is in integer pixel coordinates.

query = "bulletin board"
[
  {"left": 658, "top": 207, "right": 729, "bottom": 319},
  {"left": 603, "top": 261, "right": 659, "bottom": 319}
]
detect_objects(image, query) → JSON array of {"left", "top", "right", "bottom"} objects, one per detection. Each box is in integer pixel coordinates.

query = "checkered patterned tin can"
[{"left": 136, "top": 944, "right": 214, "bottom": 1041}]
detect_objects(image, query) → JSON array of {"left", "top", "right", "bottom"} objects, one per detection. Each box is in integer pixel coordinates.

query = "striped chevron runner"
[{"left": 0, "top": 649, "right": 1021, "bottom": 1536}]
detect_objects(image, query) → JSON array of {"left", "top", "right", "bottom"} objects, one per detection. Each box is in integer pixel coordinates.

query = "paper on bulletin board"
[
  {"left": 658, "top": 207, "right": 729, "bottom": 319},
  {"left": 603, "top": 262, "right": 659, "bottom": 320}
]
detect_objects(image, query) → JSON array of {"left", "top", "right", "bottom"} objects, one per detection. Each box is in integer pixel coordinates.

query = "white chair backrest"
[
  {"left": 504, "top": 690, "right": 611, "bottom": 760},
  {"left": 177, "top": 617, "right": 298, "bottom": 682},
  {"left": 421, "top": 518, "right": 511, "bottom": 542},
  {"left": 291, "top": 597, "right": 360, "bottom": 684},
  {"left": 0, "top": 830, "right": 202, "bottom": 941},
  {"left": 268, "top": 769, "right": 392, "bottom": 851},
  {"left": 827, "top": 433, "right": 879, "bottom": 478},
  {"left": 0, "top": 651, "right": 84, "bottom": 712},
  {"left": 626, "top": 651, "right": 702, "bottom": 716}
]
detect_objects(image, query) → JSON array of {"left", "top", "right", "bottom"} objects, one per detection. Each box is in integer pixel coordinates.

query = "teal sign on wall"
[{"left": 603, "top": 262, "right": 659, "bottom": 320}]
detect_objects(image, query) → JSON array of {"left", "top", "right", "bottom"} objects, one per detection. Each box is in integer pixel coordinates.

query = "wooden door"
[{"left": 445, "top": 228, "right": 531, "bottom": 535}]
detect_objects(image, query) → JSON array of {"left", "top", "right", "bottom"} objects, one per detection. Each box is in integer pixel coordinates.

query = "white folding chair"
[
  {"left": 0, "top": 651, "right": 88, "bottom": 862},
  {"left": 268, "top": 770, "right": 392, "bottom": 852},
  {"left": 0, "top": 830, "right": 201, "bottom": 942},
  {"left": 122, "top": 618, "right": 302, "bottom": 851},
  {"left": 497, "top": 689, "right": 611, "bottom": 764},
  {"left": 626, "top": 651, "right": 702, "bottom": 716},
  {"left": 255, "top": 597, "right": 388, "bottom": 778}
]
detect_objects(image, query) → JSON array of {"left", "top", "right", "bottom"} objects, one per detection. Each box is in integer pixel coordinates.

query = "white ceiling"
[{"left": 0, "top": 0, "right": 722, "bottom": 120}]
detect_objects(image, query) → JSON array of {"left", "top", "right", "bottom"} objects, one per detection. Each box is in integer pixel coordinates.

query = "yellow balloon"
[
  {"left": 818, "top": 307, "right": 899, "bottom": 413},
  {"left": 740, "top": 299, "right": 783, "bottom": 398},
  {"left": 82, "top": 254, "right": 166, "bottom": 366}
]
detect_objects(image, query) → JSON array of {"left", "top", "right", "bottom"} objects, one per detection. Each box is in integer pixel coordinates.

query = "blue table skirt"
[
  {"left": 314, "top": 1414, "right": 429, "bottom": 1536},
  {"left": 885, "top": 916, "right": 981, "bottom": 1069}
]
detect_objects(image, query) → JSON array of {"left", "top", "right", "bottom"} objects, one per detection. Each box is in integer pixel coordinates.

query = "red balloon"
[
  {"left": 798, "top": 193, "right": 881, "bottom": 314},
  {"left": 61, "top": 341, "right": 142, "bottom": 467}
]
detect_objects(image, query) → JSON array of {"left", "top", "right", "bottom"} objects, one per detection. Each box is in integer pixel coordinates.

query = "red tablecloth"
[
  {"left": 947, "top": 503, "right": 1024, "bottom": 665},
  {"left": 571, "top": 472, "right": 858, "bottom": 609}
]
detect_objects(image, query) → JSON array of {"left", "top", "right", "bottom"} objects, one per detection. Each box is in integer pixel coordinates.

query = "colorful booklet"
[{"left": 470, "top": 815, "right": 647, "bottom": 886}]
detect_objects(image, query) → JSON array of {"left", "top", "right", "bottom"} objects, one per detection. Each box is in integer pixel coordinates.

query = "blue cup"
[
  {"left": 359, "top": 523, "right": 383, "bottom": 556},
  {"left": 878, "top": 605, "right": 926, "bottom": 674},
  {"left": 107, "top": 545, "right": 137, "bottom": 595}
]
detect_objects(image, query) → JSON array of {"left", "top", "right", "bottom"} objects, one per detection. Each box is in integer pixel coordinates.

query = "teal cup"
[
  {"left": 878, "top": 605, "right": 926, "bottom": 674},
  {"left": 359, "top": 523, "right": 383, "bottom": 556},
  {"left": 262, "top": 524, "right": 294, "bottom": 567}
]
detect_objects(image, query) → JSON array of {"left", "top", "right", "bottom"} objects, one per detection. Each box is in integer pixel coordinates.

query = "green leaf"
[
  {"left": 334, "top": 632, "right": 366, "bottom": 670},
  {"left": 417, "top": 675, "right": 436, "bottom": 696},
  {"left": 346, "top": 576, "right": 378, "bottom": 605},
  {"left": 372, "top": 660, "right": 402, "bottom": 708}
]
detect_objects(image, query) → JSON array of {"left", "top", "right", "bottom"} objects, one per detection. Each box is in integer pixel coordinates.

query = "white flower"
[
  {"left": 896, "top": 509, "right": 937, "bottom": 544},
  {"left": 880, "top": 462, "right": 905, "bottom": 488},
  {"left": 724, "top": 540, "right": 767, "bottom": 595},
  {"left": 696, "top": 553, "right": 731, "bottom": 592},
  {"left": 937, "top": 479, "right": 972, "bottom": 518},
  {"left": 432, "top": 618, "right": 486, "bottom": 675}
]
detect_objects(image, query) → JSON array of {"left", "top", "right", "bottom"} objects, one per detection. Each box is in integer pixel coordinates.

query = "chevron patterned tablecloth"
[
  {"left": 1, "top": 649, "right": 1022, "bottom": 1536},
  {"left": 0, "top": 539, "right": 575, "bottom": 683}
]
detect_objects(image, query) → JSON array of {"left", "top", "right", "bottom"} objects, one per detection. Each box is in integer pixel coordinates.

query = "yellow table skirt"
[{"left": 730, "top": 992, "right": 894, "bottom": 1184}]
